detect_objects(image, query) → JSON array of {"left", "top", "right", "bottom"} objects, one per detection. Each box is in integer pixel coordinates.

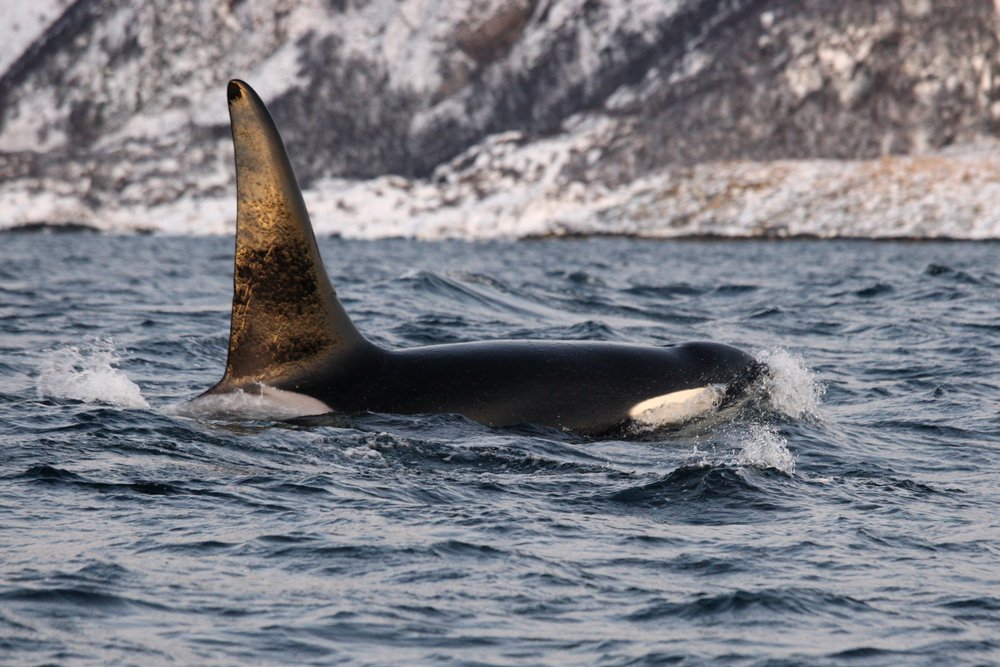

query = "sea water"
[{"left": 1, "top": 235, "right": 997, "bottom": 665}]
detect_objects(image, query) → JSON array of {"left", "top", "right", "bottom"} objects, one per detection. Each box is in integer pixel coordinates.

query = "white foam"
[
  {"left": 36, "top": 342, "right": 149, "bottom": 409},
  {"left": 757, "top": 348, "right": 825, "bottom": 420},
  {"left": 735, "top": 423, "right": 796, "bottom": 474},
  {"left": 343, "top": 444, "right": 386, "bottom": 462}
]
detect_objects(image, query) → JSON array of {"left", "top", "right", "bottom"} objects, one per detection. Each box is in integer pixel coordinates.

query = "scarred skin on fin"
[
  {"left": 211, "top": 81, "right": 370, "bottom": 393},
  {"left": 196, "top": 80, "right": 761, "bottom": 436}
]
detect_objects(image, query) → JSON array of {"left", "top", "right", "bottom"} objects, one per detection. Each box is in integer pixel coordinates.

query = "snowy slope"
[{"left": 1, "top": 0, "right": 1000, "bottom": 238}]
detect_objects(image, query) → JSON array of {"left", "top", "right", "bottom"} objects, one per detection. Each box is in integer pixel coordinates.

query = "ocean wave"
[
  {"left": 624, "top": 587, "right": 873, "bottom": 621},
  {"left": 606, "top": 463, "right": 790, "bottom": 509}
]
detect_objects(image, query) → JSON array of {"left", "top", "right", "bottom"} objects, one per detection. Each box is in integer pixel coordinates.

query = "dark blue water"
[{"left": 1, "top": 235, "right": 998, "bottom": 665}]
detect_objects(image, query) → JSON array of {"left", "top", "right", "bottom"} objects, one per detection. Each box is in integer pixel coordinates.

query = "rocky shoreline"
[{"left": 5, "top": 140, "right": 1000, "bottom": 239}]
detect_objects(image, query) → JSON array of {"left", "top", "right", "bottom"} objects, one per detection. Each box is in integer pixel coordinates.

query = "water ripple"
[{"left": 1, "top": 236, "right": 997, "bottom": 665}]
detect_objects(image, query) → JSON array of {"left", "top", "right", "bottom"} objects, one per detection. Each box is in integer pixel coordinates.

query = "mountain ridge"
[{"left": 2, "top": 0, "right": 999, "bottom": 238}]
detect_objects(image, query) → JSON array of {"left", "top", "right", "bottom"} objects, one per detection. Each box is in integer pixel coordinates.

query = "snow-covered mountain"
[{"left": 2, "top": 0, "right": 1000, "bottom": 237}]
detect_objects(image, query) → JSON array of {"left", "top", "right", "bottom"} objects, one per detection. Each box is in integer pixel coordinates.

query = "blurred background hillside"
[{"left": 3, "top": 0, "right": 1000, "bottom": 238}]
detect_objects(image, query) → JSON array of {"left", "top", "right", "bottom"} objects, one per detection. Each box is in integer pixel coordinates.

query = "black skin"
[
  {"left": 283, "top": 339, "right": 762, "bottom": 436},
  {"left": 210, "top": 81, "right": 763, "bottom": 436}
]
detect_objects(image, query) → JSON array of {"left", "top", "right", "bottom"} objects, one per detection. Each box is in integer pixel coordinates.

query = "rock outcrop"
[{"left": 1, "top": 0, "right": 999, "bottom": 237}]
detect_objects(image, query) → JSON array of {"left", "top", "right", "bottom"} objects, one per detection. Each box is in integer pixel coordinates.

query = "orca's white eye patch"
[{"left": 627, "top": 385, "right": 723, "bottom": 426}]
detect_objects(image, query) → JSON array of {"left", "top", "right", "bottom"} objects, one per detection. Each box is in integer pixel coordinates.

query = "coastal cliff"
[{"left": 2, "top": 0, "right": 999, "bottom": 237}]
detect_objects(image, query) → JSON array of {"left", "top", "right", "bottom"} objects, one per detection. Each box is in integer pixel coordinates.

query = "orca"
[{"left": 195, "top": 80, "right": 762, "bottom": 436}]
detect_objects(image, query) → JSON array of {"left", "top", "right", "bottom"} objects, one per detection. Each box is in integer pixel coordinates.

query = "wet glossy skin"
[
  {"left": 286, "top": 339, "right": 759, "bottom": 435},
  {"left": 204, "top": 81, "right": 759, "bottom": 435}
]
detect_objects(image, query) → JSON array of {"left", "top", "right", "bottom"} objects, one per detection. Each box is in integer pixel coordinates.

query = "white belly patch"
[
  {"left": 256, "top": 385, "right": 332, "bottom": 417},
  {"left": 627, "top": 385, "right": 724, "bottom": 427},
  {"left": 179, "top": 384, "right": 331, "bottom": 420}
]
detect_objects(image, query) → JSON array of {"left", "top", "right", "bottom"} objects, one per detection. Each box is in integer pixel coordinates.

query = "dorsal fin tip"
[
  {"left": 212, "top": 80, "right": 366, "bottom": 393},
  {"left": 227, "top": 79, "right": 244, "bottom": 102}
]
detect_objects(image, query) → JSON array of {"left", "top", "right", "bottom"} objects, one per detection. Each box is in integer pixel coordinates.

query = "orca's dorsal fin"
[{"left": 213, "top": 80, "right": 366, "bottom": 392}]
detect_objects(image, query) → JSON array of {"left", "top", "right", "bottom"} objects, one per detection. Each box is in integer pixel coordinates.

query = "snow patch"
[
  {"left": 7, "top": 134, "right": 1000, "bottom": 239},
  {"left": 0, "top": 0, "right": 73, "bottom": 73}
]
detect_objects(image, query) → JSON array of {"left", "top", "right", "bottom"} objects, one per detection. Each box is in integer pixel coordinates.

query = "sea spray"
[
  {"left": 757, "top": 348, "right": 825, "bottom": 420},
  {"left": 36, "top": 341, "right": 148, "bottom": 408},
  {"left": 718, "top": 348, "right": 825, "bottom": 474},
  {"left": 735, "top": 423, "right": 796, "bottom": 474}
]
